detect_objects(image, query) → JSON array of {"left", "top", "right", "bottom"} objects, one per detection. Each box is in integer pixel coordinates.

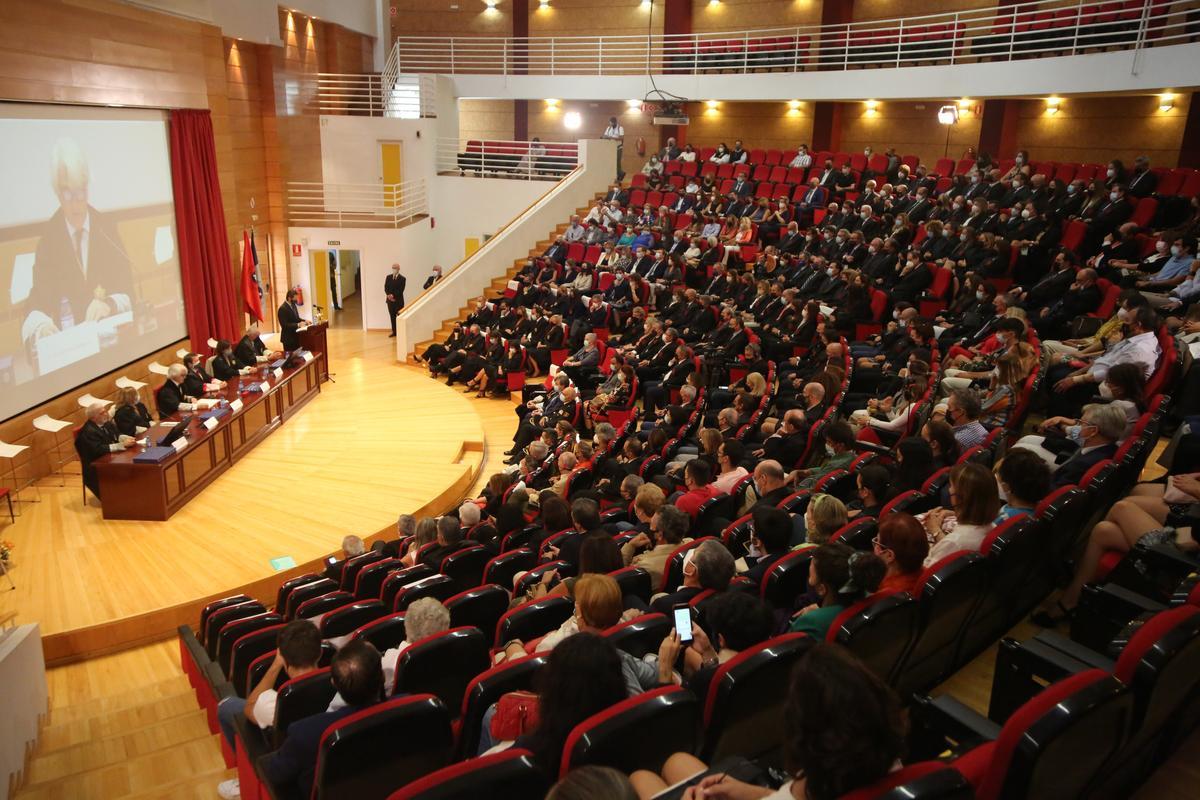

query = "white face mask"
[
  {"left": 1106, "top": 168, "right": 1115, "bottom": 177},
  {"left": 1021, "top": 209, "right": 1033, "bottom": 219},
  {"left": 960, "top": 233, "right": 969, "bottom": 242},
  {"left": 1171, "top": 245, "right": 1182, "bottom": 257},
  {"left": 1067, "top": 184, "right": 1077, "bottom": 194},
  {"left": 1099, "top": 381, "right": 1114, "bottom": 399},
  {"left": 996, "top": 479, "right": 1009, "bottom": 503},
  {"left": 1110, "top": 191, "right": 1120, "bottom": 202},
  {"left": 825, "top": 444, "right": 837, "bottom": 457},
  {"left": 976, "top": 290, "right": 986, "bottom": 301},
  {"left": 941, "top": 228, "right": 951, "bottom": 238},
  {"left": 1117, "top": 307, "right": 1131, "bottom": 322},
  {"left": 868, "top": 246, "right": 877, "bottom": 255},
  {"left": 1015, "top": 157, "right": 1025, "bottom": 165},
  {"left": 836, "top": 236, "right": 845, "bottom": 244},
  {"left": 826, "top": 268, "right": 837, "bottom": 277}
]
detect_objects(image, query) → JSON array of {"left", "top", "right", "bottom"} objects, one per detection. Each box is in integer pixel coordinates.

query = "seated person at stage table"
[
  {"left": 182, "top": 352, "right": 223, "bottom": 396},
  {"left": 261, "top": 640, "right": 384, "bottom": 800},
  {"left": 112, "top": 386, "right": 152, "bottom": 437},
  {"left": 211, "top": 339, "right": 247, "bottom": 382},
  {"left": 235, "top": 321, "right": 272, "bottom": 367},
  {"left": 156, "top": 364, "right": 198, "bottom": 417},
  {"left": 77, "top": 403, "right": 134, "bottom": 500},
  {"left": 215, "top": 619, "right": 322, "bottom": 800}
]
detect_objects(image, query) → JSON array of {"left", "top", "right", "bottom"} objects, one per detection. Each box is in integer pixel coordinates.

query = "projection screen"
[{"left": 0, "top": 103, "right": 187, "bottom": 422}]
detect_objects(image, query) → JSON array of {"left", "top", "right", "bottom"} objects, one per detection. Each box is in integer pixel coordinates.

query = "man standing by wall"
[{"left": 385, "top": 263, "right": 406, "bottom": 338}]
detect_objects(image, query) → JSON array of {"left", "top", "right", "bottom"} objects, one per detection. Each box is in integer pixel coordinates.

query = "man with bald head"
[
  {"left": 756, "top": 411, "right": 808, "bottom": 470},
  {"left": 77, "top": 402, "right": 134, "bottom": 500},
  {"left": 750, "top": 460, "right": 791, "bottom": 511}
]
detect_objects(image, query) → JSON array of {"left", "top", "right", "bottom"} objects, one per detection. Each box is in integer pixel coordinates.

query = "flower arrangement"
[{"left": 0, "top": 540, "right": 13, "bottom": 565}]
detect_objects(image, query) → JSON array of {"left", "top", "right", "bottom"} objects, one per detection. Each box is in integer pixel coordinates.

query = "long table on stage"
[{"left": 95, "top": 354, "right": 323, "bottom": 521}]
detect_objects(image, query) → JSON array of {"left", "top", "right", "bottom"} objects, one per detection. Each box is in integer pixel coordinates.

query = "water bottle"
[{"left": 59, "top": 297, "right": 75, "bottom": 330}]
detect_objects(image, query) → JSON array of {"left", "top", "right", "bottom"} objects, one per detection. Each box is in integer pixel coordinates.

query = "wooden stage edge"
[{"left": 39, "top": 395, "right": 491, "bottom": 667}]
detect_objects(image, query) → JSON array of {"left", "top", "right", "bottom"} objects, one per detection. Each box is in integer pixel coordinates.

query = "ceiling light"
[
  {"left": 709, "top": 0, "right": 720, "bottom": 6},
  {"left": 563, "top": 111, "right": 582, "bottom": 130}
]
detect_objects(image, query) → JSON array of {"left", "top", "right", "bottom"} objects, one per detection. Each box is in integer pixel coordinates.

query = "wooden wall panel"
[
  {"left": 458, "top": 98, "right": 517, "bottom": 143},
  {"left": 839, "top": 99, "right": 982, "bottom": 167},
  {"left": 390, "top": 0, "right": 513, "bottom": 39},
  {"left": 680, "top": 100, "right": 815, "bottom": 152},
  {"left": 1009, "top": 95, "right": 1190, "bottom": 168},
  {"left": 854, "top": 0, "right": 997, "bottom": 23},
  {"left": 530, "top": 0, "right": 665, "bottom": 35},
  {"left": 691, "top": 0, "right": 822, "bottom": 32}
]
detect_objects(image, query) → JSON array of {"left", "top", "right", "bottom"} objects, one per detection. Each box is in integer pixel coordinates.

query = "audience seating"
[
  {"left": 495, "top": 595, "right": 574, "bottom": 648},
  {"left": 445, "top": 584, "right": 510, "bottom": 638},
  {"left": 458, "top": 654, "right": 548, "bottom": 760},
  {"left": 559, "top": 686, "right": 700, "bottom": 778},
  {"left": 350, "top": 612, "right": 408, "bottom": 653},
  {"left": 603, "top": 613, "right": 671, "bottom": 658},
  {"left": 386, "top": 749, "right": 550, "bottom": 800},
  {"left": 393, "top": 627, "right": 491, "bottom": 714}
]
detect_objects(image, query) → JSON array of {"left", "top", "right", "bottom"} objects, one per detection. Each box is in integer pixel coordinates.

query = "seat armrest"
[
  {"left": 255, "top": 754, "right": 284, "bottom": 800},
  {"left": 233, "top": 715, "right": 275, "bottom": 762},
  {"left": 205, "top": 661, "right": 237, "bottom": 702},
  {"left": 1032, "top": 631, "right": 1116, "bottom": 672},
  {"left": 910, "top": 693, "right": 1001, "bottom": 760}
]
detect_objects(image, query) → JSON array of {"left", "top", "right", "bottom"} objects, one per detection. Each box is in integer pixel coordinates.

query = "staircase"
[
  {"left": 12, "top": 641, "right": 231, "bottom": 800},
  {"left": 409, "top": 190, "right": 606, "bottom": 364}
]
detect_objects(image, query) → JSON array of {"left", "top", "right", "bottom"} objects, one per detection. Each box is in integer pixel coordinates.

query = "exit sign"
[{"left": 327, "top": 240, "right": 341, "bottom": 246}]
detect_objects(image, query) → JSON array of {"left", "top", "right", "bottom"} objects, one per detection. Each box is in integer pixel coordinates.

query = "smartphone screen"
[
  {"left": 325, "top": 556, "right": 337, "bottom": 566},
  {"left": 673, "top": 604, "right": 694, "bottom": 643}
]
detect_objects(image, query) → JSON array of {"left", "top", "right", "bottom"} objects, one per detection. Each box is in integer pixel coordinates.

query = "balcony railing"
[
  {"left": 287, "top": 179, "right": 428, "bottom": 228},
  {"left": 437, "top": 137, "right": 580, "bottom": 180},
  {"left": 393, "top": 0, "right": 1194, "bottom": 76},
  {"left": 304, "top": 73, "right": 436, "bottom": 118}
]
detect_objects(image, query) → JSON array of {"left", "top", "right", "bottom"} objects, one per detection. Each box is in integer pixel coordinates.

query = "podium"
[{"left": 298, "top": 322, "right": 330, "bottom": 383}]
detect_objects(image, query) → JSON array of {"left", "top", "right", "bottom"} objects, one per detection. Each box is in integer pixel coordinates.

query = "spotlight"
[{"left": 937, "top": 105, "right": 959, "bottom": 125}]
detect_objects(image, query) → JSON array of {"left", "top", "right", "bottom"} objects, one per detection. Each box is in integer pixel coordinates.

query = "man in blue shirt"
[{"left": 1140, "top": 237, "right": 1197, "bottom": 310}]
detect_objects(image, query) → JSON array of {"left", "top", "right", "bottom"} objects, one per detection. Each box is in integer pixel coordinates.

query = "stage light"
[
  {"left": 937, "top": 105, "right": 959, "bottom": 125},
  {"left": 564, "top": 111, "right": 582, "bottom": 130}
]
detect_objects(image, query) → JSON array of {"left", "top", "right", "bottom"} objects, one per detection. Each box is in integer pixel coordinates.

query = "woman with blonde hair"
[
  {"left": 112, "top": 386, "right": 153, "bottom": 436},
  {"left": 721, "top": 217, "right": 756, "bottom": 266},
  {"left": 401, "top": 517, "right": 439, "bottom": 567},
  {"left": 979, "top": 347, "right": 1031, "bottom": 428},
  {"left": 799, "top": 493, "right": 849, "bottom": 548}
]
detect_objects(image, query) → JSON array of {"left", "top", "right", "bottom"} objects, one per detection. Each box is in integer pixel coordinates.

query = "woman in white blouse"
[
  {"left": 709, "top": 143, "right": 732, "bottom": 165},
  {"left": 679, "top": 143, "right": 697, "bottom": 163},
  {"left": 921, "top": 462, "right": 1000, "bottom": 567}
]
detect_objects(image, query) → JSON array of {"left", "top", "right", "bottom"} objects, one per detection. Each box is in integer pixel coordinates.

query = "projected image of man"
[{"left": 22, "top": 137, "right": 134, "bottom": 346}]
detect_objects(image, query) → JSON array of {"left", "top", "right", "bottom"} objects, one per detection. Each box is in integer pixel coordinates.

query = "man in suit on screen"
[{"left": 22, "top": 137, "right": 135, "bottom": 348}]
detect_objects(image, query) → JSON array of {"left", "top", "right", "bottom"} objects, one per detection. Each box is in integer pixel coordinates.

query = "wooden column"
[
  {"left": 811, "top": 102, "right": 842, "bottom": 153},
  {"left": 658, "top": 0, "right": 692, "bottom": 150},
  {"left": 1179, "top": 91, "right": 1200, "bottom": 168},
  {"left": 513, "top": 0, "right": 529, "bottom": 141},
  {"left": 978, "top": 98, "right": 1020, "bottom": 161}
]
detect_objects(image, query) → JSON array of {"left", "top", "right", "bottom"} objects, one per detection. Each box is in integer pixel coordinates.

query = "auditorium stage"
[{"left": 0, "top": 327, "right": 510, "bottom": 664}]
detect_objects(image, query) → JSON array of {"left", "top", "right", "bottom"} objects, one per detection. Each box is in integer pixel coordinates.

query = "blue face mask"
[{"left": 1066, "top": 424, "right": 1085, "bottom": 445}]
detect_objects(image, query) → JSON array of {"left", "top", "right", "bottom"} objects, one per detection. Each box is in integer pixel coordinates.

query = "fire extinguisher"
[
  {"left": 636, "top": 137, "right": 646, "bottom": 157},
  {"left": 293, "top": 284, "right": 304, "bottom": 305}
]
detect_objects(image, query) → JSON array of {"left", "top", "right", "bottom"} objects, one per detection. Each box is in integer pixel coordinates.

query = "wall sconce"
[
  {"left": 864, "top": 99, "right": 878, "bottom": 115},
  {"left": 545, "top": 98, "right": 559, "bottom": 109},
  {"left": 1045, "top": 96, "right": 1062, "bottom": 115},
  {"left": 1159, "top": 93, "right": 1175, "bottom": 112},
  {"left": 937, "top": 105, "right": 959, "bottom": 125},
  {"left": 709, "top": 0, "right": 720, "bottom": 6},
  {"left": 484, "top": 0, "right": 498, "bottom": 7},
  {"left": 538, "top": 0, "right": 550, "bottom": 8},
  {"left": 640, "top": 0, "right": 652, "bottom": 7},
  {"left": 563, "top": 111, "right": 582, "bottom": 130},
  {"left": 787, "top": 100, "right": 801, "bottom": 110},
  {"left": 705, "top": 99, "right": 719, "bottom": 110}
]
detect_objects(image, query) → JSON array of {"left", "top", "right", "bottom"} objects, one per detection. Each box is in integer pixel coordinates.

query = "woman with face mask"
[{"left": 993, "top": 447, "right": 1052, "bottom": 524}]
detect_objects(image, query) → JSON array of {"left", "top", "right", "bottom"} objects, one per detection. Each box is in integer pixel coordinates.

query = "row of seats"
[{"left": 456, "top": 140, "right": 578, "bottom": 174}]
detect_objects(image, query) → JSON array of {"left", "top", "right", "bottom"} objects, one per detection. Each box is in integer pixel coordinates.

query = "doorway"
[{"left": 309, "top": 248, "right": 362, "bottom": 329}]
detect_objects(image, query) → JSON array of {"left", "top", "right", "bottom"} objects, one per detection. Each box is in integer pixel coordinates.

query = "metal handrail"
[
  {"left": 304, "top": 73, "right": 436, "bottom": 118},
  {"left": 436, "top": 137, "right": 580, "bottom": 181},
  {"left": 286, "top": 178, "right": 428, "bottom": 228},
  {"left": 392, "top": 0, "right": 1193, "bottom": 76}
]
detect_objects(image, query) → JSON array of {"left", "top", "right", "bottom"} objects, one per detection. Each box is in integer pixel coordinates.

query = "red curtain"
[{"left": 169, "top": 109, "right": 240, "bottom": 353}]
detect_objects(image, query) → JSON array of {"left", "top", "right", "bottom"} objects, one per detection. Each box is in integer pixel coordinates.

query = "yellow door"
[
  {"left": 310, "top": 250, "right": 329, "bottom": 316},
  {"left": 464, "top": 237, "right": 481, "bottom": 258},
  {"left": 381, "top": 142, "right": 403, "bottom": 208}
]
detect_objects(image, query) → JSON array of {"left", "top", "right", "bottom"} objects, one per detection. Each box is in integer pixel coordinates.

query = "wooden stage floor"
[{"left": 0, "top": 325, "right": 514, "bottom": 664}]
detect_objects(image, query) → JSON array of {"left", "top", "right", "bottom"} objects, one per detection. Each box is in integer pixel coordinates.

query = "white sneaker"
[{"left": 217, "top": 778, "right": 240, "bottom": 799}]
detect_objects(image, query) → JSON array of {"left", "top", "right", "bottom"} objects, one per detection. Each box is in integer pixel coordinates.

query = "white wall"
[
  {"left": 396, "top": 138, "right": 617, "bottom": 359},
  {"left": 446, "top": 42, "right": 1200, "bottom": 102},
  {"left": 0, "top": 625, "right": 47, "bottom": 800},
  {"left": 319, "top": 115, "right": 437, "bottom": 191},
  {"left": 287, "top": 221, "right": 437, "bottom": 330},
  {"left": 429, "top": 176, "right": 551, "bottom": 272},
  {"left": 209, "top": 0, "right": 381, "bottom": 47}
]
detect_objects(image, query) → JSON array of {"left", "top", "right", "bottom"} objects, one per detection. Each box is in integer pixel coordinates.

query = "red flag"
[{"left": 240, "top": 231, "right": 263, "bottom": 322}]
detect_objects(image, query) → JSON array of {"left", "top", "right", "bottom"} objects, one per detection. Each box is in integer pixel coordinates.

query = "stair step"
[
  {"left": 47, "top": 677, "right": 193, "bottom": 724},
  {"left": 26, "top": 710, "right": 213, "bottom": 785},
  {"left": 38, "top": 692, "right": 203, "bottom": 753},
  {"left": 17, "top": 735, "right": 227, "bottom": 800},
  {"left": 114, "top": 766, "right": 238, "bottom": 800}
]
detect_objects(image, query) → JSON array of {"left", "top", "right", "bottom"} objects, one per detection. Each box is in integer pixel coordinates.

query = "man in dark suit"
[
  {"left": 263, "top": 640, "right": 383, "bottom": 800},
  {"left": 420, "top": 516, "right": 470, "bottom": 571},
  {"left": 1050, "top": 404, "right": 1124, "bottom": 488},
  {"left": 749, "top": 460, "right": 792, "bottom": 510},
  {"left": 743, "top": 507, "right": 793, "bottom": 586},
  {"left": 422, "top": 265, "right": 443, "bottom": 290},
  {"left": 554, "top": 498, "right": 606, "bottom": 568},
  {"left": 156, "top": 364, "right": 197, "bottom": 417},
  {"left": 647, "top": 538, "right": 735, "bottom": 613},
  {"left": 1126, "top": 156, "right": 1158, "bottom": 198},
  {"left": 384, "top": 263, "right": 407, "bottom": 337},
  {"left": 22, "top": 138, "right": 135, "bottom": 346},
  {"left": 235, "top": 322, "right": 270, "bottom": 367},
  {"left": 277, "top": 290, "right": 303, "bottom": 351},
  {"left": 756, "top": 410, "right": 808, "bottom": 468},
  {"left": 182, "top": 352, "right": 219, "bottom": 396},
  {"left": 604, "top": 183, "right": 629, "bottom": 206},
  {"left": 730, "top": 176, "right": 754, "bottom": 199},
  {"left": 76, "top": 403, "right": 133, "bottom": 500}
]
